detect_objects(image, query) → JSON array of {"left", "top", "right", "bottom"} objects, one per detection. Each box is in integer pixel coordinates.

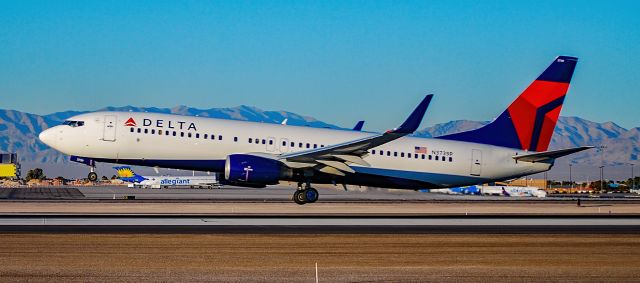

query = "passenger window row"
[
  {"left": 248, "top": 138, "right": 326, "bottom": 149},
  {"left": 247, "top": 138, "right": 274, "bottom": 146},
  {"left": 370, "top": 149, "right": 453, "bottom": 162},
  {"left": 130, "top": 127, "right": 331, "bottom": 150},
  {"left": 130, "top": 127, "right": 228, "bottom": 141}
]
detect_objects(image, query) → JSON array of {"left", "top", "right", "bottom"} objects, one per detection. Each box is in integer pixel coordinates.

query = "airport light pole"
[
  {"left": 600, "top": 166, "right": 604, "bottom": 192},
  {"left": 632, "top": 163, "right": 635, "bottom": 190},
  {"left": 569, "top": 164, "right": 573, "bottom": 194},
  {"left": 597, "top": 145, "right": 607, "bottom": 192}
]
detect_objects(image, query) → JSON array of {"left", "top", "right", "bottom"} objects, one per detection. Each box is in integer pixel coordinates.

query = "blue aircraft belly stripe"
[
  {"left": 87, "top": 158, "right": 226, "bottom": 172},
  {"left": 352, "top": 167, "right": 486, "bottom": 185},
  {"left": 80, "top": 157, "right": 485, "bottom": 189}
]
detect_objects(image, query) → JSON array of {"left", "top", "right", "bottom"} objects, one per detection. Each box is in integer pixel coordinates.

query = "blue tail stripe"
[{"left": 528, "top": 96, "right": 565, "bottom": 151}]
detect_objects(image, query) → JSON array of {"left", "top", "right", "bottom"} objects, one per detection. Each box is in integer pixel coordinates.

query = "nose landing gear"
[
  {"left": 88, "top": 168, "right": 98, "bottom": 182},
  {"left": 293, "top": 183, "right": 319, "bottom": 205},
  {"left": 70, "top": 156, "right": 99, "bottom": 182}
]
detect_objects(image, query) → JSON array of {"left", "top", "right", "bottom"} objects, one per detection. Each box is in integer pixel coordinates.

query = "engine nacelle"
[{"left": 224, "top": 154, "right": 284, "bottom": 186}]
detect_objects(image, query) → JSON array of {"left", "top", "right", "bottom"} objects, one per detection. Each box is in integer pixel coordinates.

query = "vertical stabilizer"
[{"left": 439, "top": 56, "right": 578, "bottom": 151}]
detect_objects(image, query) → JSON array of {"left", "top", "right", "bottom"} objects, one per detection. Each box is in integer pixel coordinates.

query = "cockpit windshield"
[{"left": 62, "top": 120, "right": 85, "bottom": 127}]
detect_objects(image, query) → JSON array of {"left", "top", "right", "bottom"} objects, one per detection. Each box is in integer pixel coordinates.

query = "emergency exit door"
[
  {"left": 470, "top": 149, "right": 482, "bottom": 176},
  {"left": 103, "top": 115, "right": 117, "bottom": 141}
]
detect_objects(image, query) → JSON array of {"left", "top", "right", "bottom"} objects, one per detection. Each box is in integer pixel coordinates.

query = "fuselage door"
[
  {"left": 470, "top": 149, "right": 482, "bottom": 176},
  {"left": 103, "top": 115, "right": 117, "bottom": 142},
  {"left": 266, "top": 137, "right": 276, "bottom": 152}
]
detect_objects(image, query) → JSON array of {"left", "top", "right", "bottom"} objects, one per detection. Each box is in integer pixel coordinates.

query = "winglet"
[
  {"left": 390, "top": 94, "right": 433, "bottom": 134},
  {"left": 352, "top": 121, "right": 365, "bottom": 131}
]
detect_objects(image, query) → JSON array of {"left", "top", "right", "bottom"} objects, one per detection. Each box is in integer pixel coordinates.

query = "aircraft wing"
[
  {"left": 512, "top": 146, "right": 593, "bottom": 163},
  {"left": 278, "top": 95, "right": 433, "bottom": 176}
]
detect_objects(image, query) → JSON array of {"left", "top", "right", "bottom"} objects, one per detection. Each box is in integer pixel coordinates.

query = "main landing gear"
[{"left": 293, "top": 183, "right": 319, "bottom": 205}]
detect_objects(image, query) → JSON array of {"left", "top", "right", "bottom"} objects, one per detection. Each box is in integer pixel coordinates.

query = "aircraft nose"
[{"left": 38, "top": 128, "right": 57, "bottom": 147}]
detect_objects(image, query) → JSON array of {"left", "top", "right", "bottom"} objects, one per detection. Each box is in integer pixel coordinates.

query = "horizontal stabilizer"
[{"left": 513, "top": 146, "right": 593, "bottom": 163}]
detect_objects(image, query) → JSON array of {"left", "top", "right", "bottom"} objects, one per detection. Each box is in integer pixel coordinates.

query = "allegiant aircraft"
[
  {"left": 114, "top": 166, "right": 219, "bottom": 189},
  {"left": 39, "top": 56, "right": 590, "bottom": 204}
]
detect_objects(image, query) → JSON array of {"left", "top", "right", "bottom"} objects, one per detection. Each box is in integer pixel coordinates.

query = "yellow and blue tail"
[{"left": 113, "top": 166, "right": 147, "bottom": 183}]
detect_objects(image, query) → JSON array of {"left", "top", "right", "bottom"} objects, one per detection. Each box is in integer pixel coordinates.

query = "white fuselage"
[{"left": 39, "top": 112, "right": 552, "bottom": 189}]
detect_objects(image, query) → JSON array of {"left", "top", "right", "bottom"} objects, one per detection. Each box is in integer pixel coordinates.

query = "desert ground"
[{"left": 1, "top": 233, "right": 639, "bottom": 282}]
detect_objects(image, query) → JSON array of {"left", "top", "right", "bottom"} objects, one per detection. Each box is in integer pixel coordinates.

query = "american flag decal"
[{"left": 414, "top": 146, "right": 427, "bottom": 154}]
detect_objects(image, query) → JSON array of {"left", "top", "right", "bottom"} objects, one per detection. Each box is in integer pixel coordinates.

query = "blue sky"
[{"left": 1, "top": 0, "right": 639, "bottom": 131}]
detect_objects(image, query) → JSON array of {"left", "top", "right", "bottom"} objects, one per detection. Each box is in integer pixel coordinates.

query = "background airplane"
[
  {"left": 427, "top": 185, "right": 547, "bottom": 198},
  {"left": 39, "top": 56, "right": 589, "bottom": 204},
  {"left": 114, "top": 166, "right": 220, "bottom": 189}
]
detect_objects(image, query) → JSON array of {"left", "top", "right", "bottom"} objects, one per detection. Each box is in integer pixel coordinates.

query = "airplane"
[
  {"left": 39, "top": 56, "right": 591, "bottom": 204},
  {"left": 114, "top": 165, "right": 220, "bottom": 189},
  {"left": 426, "top": 186, "right": 482, "bottom": 195},
  {"left": 483, "top": 185, "right": 547, "bottom": 198},
  {"left": 428, "top": 185, "right": 547, "bottom": 198}
]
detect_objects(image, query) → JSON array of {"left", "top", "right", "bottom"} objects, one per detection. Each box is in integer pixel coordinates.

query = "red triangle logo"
[{"left": 124, "top": 118, "right": 137, "bottom": 127}]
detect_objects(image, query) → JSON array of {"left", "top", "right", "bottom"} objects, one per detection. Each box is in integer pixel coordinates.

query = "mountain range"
[{"left": 1, "top": 106, "right": 637, "bottom": 180}]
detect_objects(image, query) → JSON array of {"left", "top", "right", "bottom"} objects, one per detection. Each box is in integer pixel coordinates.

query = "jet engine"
[{"left": 224, "top": 154, "right": 289, "bottom": 186}]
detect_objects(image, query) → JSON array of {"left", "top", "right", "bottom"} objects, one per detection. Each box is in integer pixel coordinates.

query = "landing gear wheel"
[
  {"left": 293, "top": 190, "right": 306, "bottom": 205},
  {"left": 304, "top": 187, "right": 319, "bottom": 203},
  {"left": 88, "top": 172, "right": 98, "bottom": 182}
]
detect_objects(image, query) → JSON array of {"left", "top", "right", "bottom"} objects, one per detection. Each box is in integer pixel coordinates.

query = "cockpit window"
[{"left": 63, "top": 120, "right": 85, "bottom": 127}]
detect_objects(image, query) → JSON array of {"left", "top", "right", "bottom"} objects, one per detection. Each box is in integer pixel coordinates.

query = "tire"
[
  {"left": 293, "top": 190, "right": 306, "bottom": 205},
  {"left": 304, "top": 187, "right": 319, "bottom": 203},
  {"left": 88, "top": 172, "right": 98, "bottom": 182}
]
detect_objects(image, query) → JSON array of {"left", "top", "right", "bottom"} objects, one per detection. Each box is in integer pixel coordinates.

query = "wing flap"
[
  {"left": 316, "top": 160, "right": 356, "bottom": 173},
  {"left": 317, "top": 165, "right": 346, "bottom": 176},
  {"left": 333, "top": 154, "right": 370, "bottom": 166}
]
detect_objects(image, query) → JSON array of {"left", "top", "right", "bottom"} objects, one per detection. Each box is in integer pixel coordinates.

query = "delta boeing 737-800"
[{"left": 39, "top": 56, "right": 591, "bottom": 204}]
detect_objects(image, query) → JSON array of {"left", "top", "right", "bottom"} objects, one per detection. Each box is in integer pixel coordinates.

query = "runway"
[
  {"left": 2, "top": 214, "right": 640, "bottom": 233},
  {"left": 2, "top": 190, "right": 640, "bottom": 282},
  {"left": 3, "top": 185, "right": 640, "bottom": 201}
]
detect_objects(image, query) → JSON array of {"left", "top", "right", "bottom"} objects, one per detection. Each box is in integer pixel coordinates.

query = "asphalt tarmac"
[
  {"left": 78, "top": 185, "right": 514, "bottom": 201},
  {"left": 4, "top": 185, "right": 639, "bottom": 201},
  {"left": 1, "top": 215, "right": 639, "bottom": 234}
]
